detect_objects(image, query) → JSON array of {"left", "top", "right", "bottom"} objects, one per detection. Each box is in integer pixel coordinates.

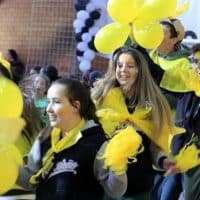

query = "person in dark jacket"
[
  {"left": 17, "top": 78, "right": 107, "bottom": 200},
  {"left": 149, "top": 18, "right": 200, "bottom": 200}
]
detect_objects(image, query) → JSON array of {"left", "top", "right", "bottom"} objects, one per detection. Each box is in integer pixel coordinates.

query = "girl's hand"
[{"left": 162, "top": 158, "right": 180, "bottom": 176}]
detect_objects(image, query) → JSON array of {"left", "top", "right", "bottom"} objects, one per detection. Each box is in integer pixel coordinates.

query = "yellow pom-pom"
[
  {"left": 175, "top": 144, "right": 200, "bottom": 172},
  {"left": 0, "top": 117, "right": 25, "bottom": 145},
  {"left": 0, "top": 144, "right": 23, "bottom": 194},
  {"left": 102, "top": 126, "right": 143, "bottom": 175},
  {"left": 0, "top": 76, "right": 23, "bottom": 117}
]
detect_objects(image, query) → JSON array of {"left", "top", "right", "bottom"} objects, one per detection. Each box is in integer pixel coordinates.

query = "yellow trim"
[{"left": 0, "top": 53, "right": 12, "bottom": 78}]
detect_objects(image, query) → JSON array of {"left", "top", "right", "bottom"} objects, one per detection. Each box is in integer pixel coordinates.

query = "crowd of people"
[{"left": 0, "top": 18, "right": 200, "bottom": 200}]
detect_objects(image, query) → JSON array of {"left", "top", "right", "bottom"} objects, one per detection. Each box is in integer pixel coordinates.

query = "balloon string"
[{"left": 129, "top": 23, "right": 135, "bottom": 44}]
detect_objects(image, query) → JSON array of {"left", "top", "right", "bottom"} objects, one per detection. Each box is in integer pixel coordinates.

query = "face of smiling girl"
[
  {"left": 46, "top": 83, "right": 81, "bottom": 133},
  {"left": 115, "top": 53, "right": 139, "bottom": 90}
]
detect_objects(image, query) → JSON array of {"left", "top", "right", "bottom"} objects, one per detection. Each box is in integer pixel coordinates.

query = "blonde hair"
[{"left": 91, "top": 47, "right": 172, "bottom": 137}]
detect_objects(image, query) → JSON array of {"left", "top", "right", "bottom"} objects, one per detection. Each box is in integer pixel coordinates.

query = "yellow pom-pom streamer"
[
  {"left": 101, "top": 126, "right": 143, "bottom": 175},
  {"left": 0, "top": 117, "right": 25, "bottom": 145},
  {"left": 174, "top": 136, "right": 200, "bottom": 172},
  {"left": 0, "top": 144, "right": 23, "bottom": 194},
  {"left": 0, "top": 76, "right": 23, "bottom": 117}
]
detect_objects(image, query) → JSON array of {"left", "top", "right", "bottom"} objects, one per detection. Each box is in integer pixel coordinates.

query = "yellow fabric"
[
  {"left": 174, "top": 134, "right": 200, "bottom": 172},
  {"left": 0, "top": 144, "right": 23, "bottom": 194},
  {"left": 101, "top": 126, "right": 143, "bottom": 175},
  {"left": 97, "top": 88, "right": 183, "bottom": 154},
  {"left": 149, "top": 51, "right": 200, "bottom": 96},
  {"left": 30, "top": 119, "right": 85, "bottom": 185},
  {"left": 194, "top": 51, "right": 200, "bottom": 60},
  {"left": 175, "top": 144, "right": 200, "bottom": 172},
  {"left": 0, "top": 53, "right": 12, "bottom": 77}
]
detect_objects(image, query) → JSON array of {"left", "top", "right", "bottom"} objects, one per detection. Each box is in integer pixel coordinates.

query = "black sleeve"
[
  {"left": 135, "top": 46, "right": 164, "bottom": 85},
  {"left": 170, "top": 132, "right": 190, "bottom": 156}
]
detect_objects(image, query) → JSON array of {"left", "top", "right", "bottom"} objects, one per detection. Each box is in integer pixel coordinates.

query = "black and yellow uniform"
[{"left": 17, "top": 120, "right": 106, "bottom": 200}]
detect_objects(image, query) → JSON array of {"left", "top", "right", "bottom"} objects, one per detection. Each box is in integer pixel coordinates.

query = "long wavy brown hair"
[{"left": 91, "top": 46, "right": 173, "bottom": 137}]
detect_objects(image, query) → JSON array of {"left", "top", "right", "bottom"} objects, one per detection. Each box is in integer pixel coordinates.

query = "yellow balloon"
[
  {"left": 94, "top": 22, "right": 130, "bottom": 54},
  {"left": 133, "top": 0, "right": 146, "bottom": 18},
  {"left": 0, "top": 76, "right": 23, "bottom": 117},
  {"left": 0, "top": 118, "right": 25, "bottom": 145},
  {"left": 133, "top": 22, "right": 164, "bottom": 49},
  {"left": 0, "top": 145, "right": 22, "bottom": 194},
  {"left": 107, "top": 0, "right": 145, "bottom": 24},
  {"left": 137, "top": 0, "right": 177, "bottom": 24},
  {"left": 173, "top": 0, "right": 190, "bottom": 17}
]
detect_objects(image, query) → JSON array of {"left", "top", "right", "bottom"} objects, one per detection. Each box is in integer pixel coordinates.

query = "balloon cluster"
[
  {"left": 0, "top": 76, "right": 25, "bottom": 194},
  {"left": 73, "top": 0, "right": 109, "bottom": 72},
  {"left": 94, "top": 0, "right": 190, "bottom": 53}
]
